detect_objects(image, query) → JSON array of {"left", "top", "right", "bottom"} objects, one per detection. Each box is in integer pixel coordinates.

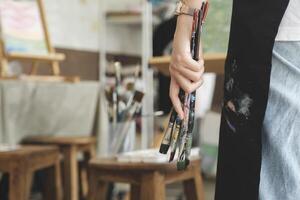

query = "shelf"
[
  {"left": 106, "top": 64, "right": 140, "bottom": 77},
  {"left": 106, "top": 11, "right": 142, "bottom": 25},
  {"left": 106, "top": 11, "right": 142, "bottom": 18},
  {"left": 149, "top": 53, "right": 226, "bottom": 76},
  {"left": 106, "top": 10, "right": 160, "bottom": 25}
]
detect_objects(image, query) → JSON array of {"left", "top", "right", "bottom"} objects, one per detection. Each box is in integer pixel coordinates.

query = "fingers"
[
  {"left": 171, "top": 62, "right": 204, "bottom": 82},
  {"left": 169, "top": 50, "right": 205, "bottom": 119},
  {"left": 170, "top": 69, "right": 204, "bottom": 93},
  {"left": 172, "top": 54, "right": 204, "bottom": 72},
  {"left": 169, "top": 78, "right": 184, "bottom": 119}
]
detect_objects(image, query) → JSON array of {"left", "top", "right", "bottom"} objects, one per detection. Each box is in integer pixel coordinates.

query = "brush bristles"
[
  {"left": 126, "top": 82, "right": 135, "bottom": 91},
  {"left": 159, "top": 144, "right": 169, "bottom": 154},
  {"left": 105, "top": 90, "right": 112, "bottom": 102},
  {"left": 177, "top": 160, "right": 187, "bottom": 171},
  {"left": 133, "top": 90, "right": 144, "bottom": 103}
]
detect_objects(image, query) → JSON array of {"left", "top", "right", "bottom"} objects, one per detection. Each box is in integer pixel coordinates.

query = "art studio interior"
[{"left": 0, "top": 0, "right": 232, "bottom": 199}]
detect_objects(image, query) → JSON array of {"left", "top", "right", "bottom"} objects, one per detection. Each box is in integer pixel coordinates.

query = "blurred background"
[{"left": 0, "top": 0, "right": 232, "bottom": 199}]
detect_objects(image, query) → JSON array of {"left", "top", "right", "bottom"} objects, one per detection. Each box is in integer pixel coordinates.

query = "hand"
[{"left": 169, "top": 15, "right": 205, "bottom": 119}]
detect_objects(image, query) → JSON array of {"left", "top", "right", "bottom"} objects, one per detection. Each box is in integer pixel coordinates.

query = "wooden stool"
[
  {"left": 22, "top": 135, "right": 97, "bottom": 200},
  {"left": 0, "top": 145, "right": 62, "bottom": 200},
  {"left": 88, "top": 158, "right": 205, "bottom": 200}
]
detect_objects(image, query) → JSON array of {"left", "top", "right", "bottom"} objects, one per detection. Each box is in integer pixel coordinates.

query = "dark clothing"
[
  {"left": 215, "top": 0, "right": 289, "bottom": 199},
  {"left": 153, "top": 16, "right": 177, "bottom": 113}
]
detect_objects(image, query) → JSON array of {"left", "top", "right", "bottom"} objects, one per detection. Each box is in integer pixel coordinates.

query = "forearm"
[{"left": 174, "top": 0, "right": 206, "bottom": 55}]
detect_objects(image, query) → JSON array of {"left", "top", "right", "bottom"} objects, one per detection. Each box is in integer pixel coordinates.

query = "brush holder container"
[{"left": 108, "top": 121, "right": 136, "bottom": 155}]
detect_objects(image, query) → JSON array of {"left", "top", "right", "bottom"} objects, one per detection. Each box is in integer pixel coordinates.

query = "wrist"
[
  {"left": 175, "top": 14, "right": 193, "bottom": 41},
  {"left": 177, "top": 14, "right": 193, "bottom": 30},
  {"left": 182, "top": 0, "right": 204, "bottom": 10},
  {"left": 173, "top": 17, "right": 193, "bottom": 55}
]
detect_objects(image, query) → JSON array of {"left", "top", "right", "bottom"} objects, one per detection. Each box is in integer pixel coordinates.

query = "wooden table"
[
  {"left": 149, "top": 53, "right": 226, "bottom": 76},
  {"left": 0, "top": 145, "right": 62, "bottom": 200},
  {"left": 23, "top": 136, "right": 97, "bottom": 200},
  {"left": 88, "top": 158, "right": 205, "bottom": 200}
]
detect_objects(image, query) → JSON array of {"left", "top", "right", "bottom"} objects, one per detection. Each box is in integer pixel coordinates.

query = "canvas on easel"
[{"left": 0, "top": 0, "right": 78, "bottom": 82}]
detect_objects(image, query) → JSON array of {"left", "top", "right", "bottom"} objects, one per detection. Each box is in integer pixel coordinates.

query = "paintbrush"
[
  {"left": 114, "top": 62, "right": 122, "bottom": 88},
  {"left": 111, "top": 90, "right": 144, "bottom": 154},
  {"left": 125, "top": 82, "right": 135, "bottom": 108},
  {"left": 112, "top": 87, "right": 118, "bottom": 125},
  {"left": 159, "top": 109, "right": 177, "bottom": 154},
  {"left": 124, "top": 65, "right": 139, "bottom": 108},
  {"left": 114, "top": 62, "right": 122, "bottom": 121},
  {"left": 184, "top": 5, "right": 205, "bottom": 167},
  {"left": 168, "top": 117, "right": 182, "bottom": 161},
  {"left": 105, "top": 88, "right": 114, "bottom": 122},
  {"left": 177, "top": 94, "right": 196, "bottom": 169},
  {"left": 177, "top": 93, "right": 193, "bottom": 169},
  {"left": 168, "top": 89, "right": 187, "bottom": 161},
  {"left": 185, "top": 2, "right": 208, "bottom": 166}
]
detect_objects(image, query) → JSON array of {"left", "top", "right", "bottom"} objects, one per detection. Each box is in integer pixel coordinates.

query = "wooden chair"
[
  {"left": 88, "top": 158, "right": 205, "bottom": 200},
  {"left": 0, "top": 0, "right": 78, "bottom": 82},
  {"left": 0, "top": 145, "right": 62, "bottom": 200},
  {"left": 22, "top": 135, "right": 97, "bottom": 200}
]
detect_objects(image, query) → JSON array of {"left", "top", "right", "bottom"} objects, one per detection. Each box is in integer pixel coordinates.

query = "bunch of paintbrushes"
[
  {"left": 105, "top": 62, "right": 144, "bottom": 154},
  {"left": 105, "top": 62, "right": 141, "bottom": 125},
  {"left": 159, "top": 2, "right": 209, "bottom": 170}
]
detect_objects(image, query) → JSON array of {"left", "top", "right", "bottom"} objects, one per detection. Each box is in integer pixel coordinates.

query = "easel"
[{"left": 0, "top": 0, "right": 79, "bottom": 82}]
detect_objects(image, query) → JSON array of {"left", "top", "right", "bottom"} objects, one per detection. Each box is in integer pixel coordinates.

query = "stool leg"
[
  {"left": 9, "top": 169, "right": 32, "bottom": 200},
  {"left": 79, "top": 162, "right": 88, "bottom": 198},
  {"left": 140, "top": 172, "right": 165, "bottom": 200},
  {"left": 43, "top": 161, "right": 62, "bottom": 200},
  {"left": 81, "top": 144, "right": 96, "bottom": 198},
  {"left": 24, "top": 171, "right": 33, "bottom": 200},
  {"left": 88, "top": 168, "right": 108, "bottom": 200},
  {"left": 130, "top": 184, "right": 141, "bottom": 200},
  {"left": 62, "top": 145, "right": 78, "bottom": 200},
  {"left": 183, "top": 166, "right": 205, "bottom": 200}
]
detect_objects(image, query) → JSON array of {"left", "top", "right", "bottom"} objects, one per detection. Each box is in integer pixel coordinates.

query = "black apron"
[{"left": 215, "top": 0, "right": 290, "bottom": 199}]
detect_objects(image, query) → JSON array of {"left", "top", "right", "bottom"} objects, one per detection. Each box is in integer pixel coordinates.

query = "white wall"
[
  {"left": 44, "top": 0, "right": 143, "bottom": 55},
  {"left": 44, "top": 0, "right": 100, "bottom": 52}
]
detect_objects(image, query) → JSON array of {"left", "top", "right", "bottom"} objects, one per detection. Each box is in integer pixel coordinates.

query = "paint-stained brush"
[
  {"left": 159, "top": 109, "right": 177, "bottom": 154},
  {"left": 169, "top": 118, "right": 182, "bottom": 162},
  {"left": 182, "top": 8, "right": 204, "bottom": 168},
  {"left": 176, "top": 93, "right": 192, "bottom": 170}
]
